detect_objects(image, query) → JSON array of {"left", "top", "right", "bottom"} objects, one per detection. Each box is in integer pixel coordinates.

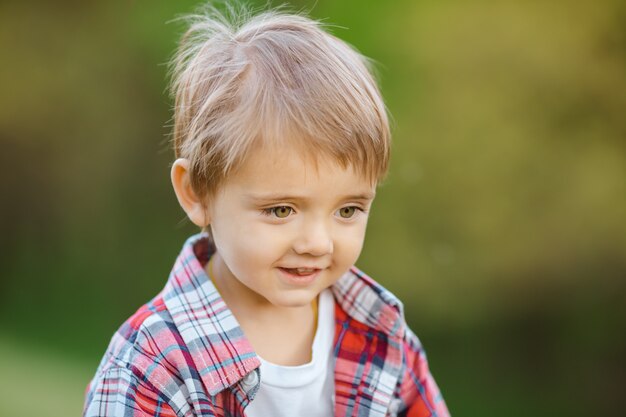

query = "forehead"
[{"left": 224, "top": 143, "right": 375, "bottom": 196}]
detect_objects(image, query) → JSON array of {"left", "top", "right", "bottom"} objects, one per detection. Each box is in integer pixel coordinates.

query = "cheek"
[
  {"left": 244, "top": 221, "right": 293, "bottom": 254},
  {"left": 336, "top": 225, "right": 368, "bottom": 263},
  {"left": 214, "top": 221, "right": 290, "bottom": 267}
]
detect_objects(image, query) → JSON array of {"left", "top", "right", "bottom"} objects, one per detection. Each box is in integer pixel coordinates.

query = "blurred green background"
[{"left": 1, "top": 0, "right": 625, "bottom": 416}]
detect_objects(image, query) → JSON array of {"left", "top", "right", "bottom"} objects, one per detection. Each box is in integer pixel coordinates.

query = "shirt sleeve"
[
  {"left": 83, "top": 367, "right": 179, "bottom": 417},
  {"left": 395, "top": 328, "right": 450, "bottom": 417}
]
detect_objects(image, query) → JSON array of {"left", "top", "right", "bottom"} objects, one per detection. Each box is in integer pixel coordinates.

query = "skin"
[{"left": 171, "top": 145, "right": 376, "bottom": 365}]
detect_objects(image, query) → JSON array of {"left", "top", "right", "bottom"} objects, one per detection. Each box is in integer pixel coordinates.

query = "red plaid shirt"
[{"left": 83, "top": 233, "right": 449, "bottom": 417}]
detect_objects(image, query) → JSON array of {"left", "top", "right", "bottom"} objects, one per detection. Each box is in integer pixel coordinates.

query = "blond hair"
[{"left": 169, "top": 3, "right": 390, "bottom": 204}]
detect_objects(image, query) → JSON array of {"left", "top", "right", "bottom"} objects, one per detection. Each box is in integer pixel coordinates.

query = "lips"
[
  {"left": 281, "top": 267, "right": 319, "bottom": 276},
  {"left": 277, "top": 266, "right": 323, "bottom": 285}
]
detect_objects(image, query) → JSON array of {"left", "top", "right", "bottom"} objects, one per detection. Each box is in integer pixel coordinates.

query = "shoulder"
[
  {"left": 331, "top": 268, "right": 450, "bottom": 415},
  {"left": 395, "top": 325, "right": 450, "bottom": 416},
  {"left": 332, "top": 266, "right": 438, "bottom": 381},
  {"left": 84, "top": 294, "right": 195, "bottom": 416},
  {"left": 335, "top": 268, "right": 432, "bottom": 362},
  {"left": 85, "top": 295, "right": 192, "bottom": 409},
  {"left": 95, "top": 294, "right": 181, "bottom": 373},
  {"left": 332, "top": 266, "right": 431, "bottom": 358}
]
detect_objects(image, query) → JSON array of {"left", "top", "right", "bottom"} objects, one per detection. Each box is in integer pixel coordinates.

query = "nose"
[{"left": 293, "top": 218, "right": 334, "bottom": 256}]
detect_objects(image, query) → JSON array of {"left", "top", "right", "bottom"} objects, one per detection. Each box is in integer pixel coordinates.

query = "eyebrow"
[{"left": 244, "top": 191, "right": 376, "bottom": 203}]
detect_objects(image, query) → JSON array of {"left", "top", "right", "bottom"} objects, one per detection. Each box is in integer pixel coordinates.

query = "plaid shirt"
[{"left": 84, "top": 233, "right": 449, "bottom": 417}]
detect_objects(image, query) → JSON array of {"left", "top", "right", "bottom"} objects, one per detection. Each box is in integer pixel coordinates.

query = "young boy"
[{"left": 83, "top": 4, "right": 449, "bottom": 417}]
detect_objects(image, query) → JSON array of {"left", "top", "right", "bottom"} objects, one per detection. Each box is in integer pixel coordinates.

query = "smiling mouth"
[{"left": 279, "top": 267, "right": 320, "bottom": 276}]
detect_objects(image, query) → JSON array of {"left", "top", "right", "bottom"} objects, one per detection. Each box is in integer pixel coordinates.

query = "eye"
[
  {"left": 267, "top": 206, "right": 293, "bottom": 218},
  {"left": 337, "top": 206, "right": 359, "bottom": 219}
]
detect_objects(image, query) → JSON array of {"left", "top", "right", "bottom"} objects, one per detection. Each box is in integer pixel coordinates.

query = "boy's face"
[{"left": 207, "top": 145, "right": 376, "bottom": 309}]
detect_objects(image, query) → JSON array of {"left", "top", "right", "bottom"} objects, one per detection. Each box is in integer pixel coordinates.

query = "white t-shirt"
[{"left": 245, "top": 289, "right": 335, "bottom": 417}]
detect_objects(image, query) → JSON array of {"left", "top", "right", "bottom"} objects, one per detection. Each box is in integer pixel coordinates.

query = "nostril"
[{"left": 293, "top": 226, "right": 334, "bottom": 256}]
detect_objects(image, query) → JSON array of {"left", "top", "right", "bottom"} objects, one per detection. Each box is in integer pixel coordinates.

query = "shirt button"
[
  {"left": 388, "top": 399, "right": 401, "bottom": 416},
  {"left": 241, "top": 370, "right": 259, "bottom": 391}
]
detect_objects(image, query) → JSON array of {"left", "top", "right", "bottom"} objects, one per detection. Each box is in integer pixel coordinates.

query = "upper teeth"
[{"left": 296, "top": 268, "right": 315, "bottom": 273}]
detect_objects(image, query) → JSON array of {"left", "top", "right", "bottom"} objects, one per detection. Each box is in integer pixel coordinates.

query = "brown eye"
[
  {"left": 272, "top": 206, "right": 293, "bottom": 218},
  {"left": 338, "top": 206, "right": 357, "bottom": 218}
]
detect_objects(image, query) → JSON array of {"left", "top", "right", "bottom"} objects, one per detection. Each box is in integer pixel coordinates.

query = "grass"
[{"left": 0, "top": 335, "right": 95, "bottom": 417}]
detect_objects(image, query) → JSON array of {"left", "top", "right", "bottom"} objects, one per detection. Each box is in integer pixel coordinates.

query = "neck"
[{"left": 208, "top": 253, "right": 318, "bottom": 365}]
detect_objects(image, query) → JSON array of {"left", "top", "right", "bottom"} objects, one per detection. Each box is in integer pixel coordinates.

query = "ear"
[{"left": 170, "top": 158, "right": 209, "bottom": 227}]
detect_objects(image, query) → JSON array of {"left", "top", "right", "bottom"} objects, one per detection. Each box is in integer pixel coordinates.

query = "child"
[{"left": 83, "top": 4, "right": 449, "bottom": 417}]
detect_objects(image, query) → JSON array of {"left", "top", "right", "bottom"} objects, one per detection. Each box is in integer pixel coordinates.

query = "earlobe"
[{"left": 171, "top": 158, "right": 209, "bottom": 227}]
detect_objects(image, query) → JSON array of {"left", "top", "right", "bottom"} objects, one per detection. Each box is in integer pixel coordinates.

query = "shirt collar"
[
  {"left": 162, "top": 233, "right": 260, "bottom": 396},
  {"left": 162, "top": 233, "right": 405, "bottom": 395},
  {"left": 332, "top": 267, "right": 405, "bottom": 339}
]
